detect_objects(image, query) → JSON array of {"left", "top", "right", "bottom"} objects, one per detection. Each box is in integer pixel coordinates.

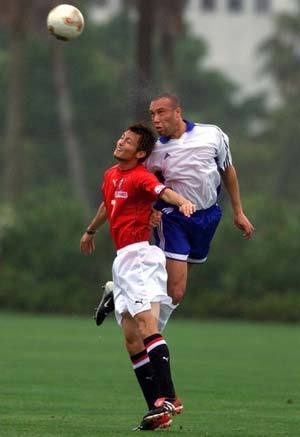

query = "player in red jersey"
[{"left": 80, "top": 124, "right": 195, "bottom": 430}]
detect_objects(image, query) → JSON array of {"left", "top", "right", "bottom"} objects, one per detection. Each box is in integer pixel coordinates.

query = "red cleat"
[
  {"left": 133, "top": 413, "right": 172, "bottom": 431},
  {"left": 171, "top": 397, "right": 184, "bottom": 415},
  {"left": 143, "top": 397, "right": 184, "bottom": 422}
]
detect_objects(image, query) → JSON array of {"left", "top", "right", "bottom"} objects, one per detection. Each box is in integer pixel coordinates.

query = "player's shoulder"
[
  {"left": 103, "top": 164, "right": 119, "bottom": 177},
  {"left": 154, "top": 137, "right": 168, "bottom": 149},
  {"left": 136, "top": 163, "right": 154, "bottom": 176},
  {"left": 194, "top": 122, "right": 225, "bottom": 135},
  {"left": 195, "top": 122, "right": 229, "bottom": 143},
  {"left": 131, "top": 164, "right": 160, "bottom": 188}
]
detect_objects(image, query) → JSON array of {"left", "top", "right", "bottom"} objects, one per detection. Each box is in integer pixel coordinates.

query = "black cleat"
[{"left": 94, "top": 281, "right": 114, "bottom": 326}]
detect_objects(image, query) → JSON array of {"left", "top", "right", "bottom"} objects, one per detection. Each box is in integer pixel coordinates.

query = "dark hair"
[
  {"left": 151, "top": 92, "right": 180, "bottom": 109},
  {"left": 127, "top": 123, "right": 156, "bottom": 162}
]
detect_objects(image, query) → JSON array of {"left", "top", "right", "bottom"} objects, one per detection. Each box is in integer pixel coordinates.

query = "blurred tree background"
[{"left": 0, "top": 0, "right": 299, "bottom": 321}]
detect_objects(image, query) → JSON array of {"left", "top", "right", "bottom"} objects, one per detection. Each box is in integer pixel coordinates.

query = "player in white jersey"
[{"left": 147, "top": 93, "right": 254, "bottom": 316}]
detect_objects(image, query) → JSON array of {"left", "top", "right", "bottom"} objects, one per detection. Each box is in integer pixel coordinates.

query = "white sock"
[{"left": 158, "top": 302, "right": 179, "bottom": 332}]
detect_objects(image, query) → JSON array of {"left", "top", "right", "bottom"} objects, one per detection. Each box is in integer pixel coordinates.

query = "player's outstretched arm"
[
  {"left": 221, "top": 165, "right": 255, "bottom": 239},
  {"left": 80, "top": 202, "right": 107, "bottom": 254},
  {"left": 160, "top": 188, "right": 196, "bottom": 217}
]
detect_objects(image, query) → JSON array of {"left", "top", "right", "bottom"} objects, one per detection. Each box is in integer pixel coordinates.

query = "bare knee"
[
  {"left": 168, "top": 278, "right": 186, "bottom": 304},
  {"left": 122, "top": 316, "right": 144, "bottom": 355},
  {"left": 124, "top": 332, "right": 144, "bottom": 356},
  {"left": 168, "top": 284, "right": 186, "bottom": 304},
  {"left": 135, "top": 312, "right": 158, "bottom": 339}
]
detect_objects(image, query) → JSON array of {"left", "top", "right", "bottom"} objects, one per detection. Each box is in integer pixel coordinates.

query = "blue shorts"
[{"left": 153, "top": 201, "right": 222, "bottom": 264}]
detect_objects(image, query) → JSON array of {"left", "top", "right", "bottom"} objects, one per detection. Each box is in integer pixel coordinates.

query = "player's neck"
[
  {"left": 117, "top": 160, "right": 139, "bottom": 171},
  {"left": 169, "top": 119, "right": 187, "bottom": 139}
]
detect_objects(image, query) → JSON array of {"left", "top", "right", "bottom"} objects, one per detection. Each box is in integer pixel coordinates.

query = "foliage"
[
  {"left": 1, "top": 190, "right": 299, "bottom": 321},
  {"left": 260, "top": 1, "right": 300, "bottom": 101},
  {"left": 183, "top": 195, "right": 300, "bottom": 321},
  {"left": 1, "top": 10, "right": 264, "bottom": 204},
  {"left": 0, "top": 186, "right": 114, "bottom": 313},
  {"left": 259, "top": 1, "right": 300, "bottom": 200}
]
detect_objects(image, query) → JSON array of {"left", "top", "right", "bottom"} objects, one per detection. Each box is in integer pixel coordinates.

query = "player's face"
[
  {"left": 149, "top": 98, "right": 181, "bottom": 137},
  {"left": 114, "top": 130, "right": 144, "bottom": 163}
]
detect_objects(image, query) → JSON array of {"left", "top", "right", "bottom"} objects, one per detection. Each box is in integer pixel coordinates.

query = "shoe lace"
[{"left": 162, "top": 400, "right": 176, "bottom": 414}]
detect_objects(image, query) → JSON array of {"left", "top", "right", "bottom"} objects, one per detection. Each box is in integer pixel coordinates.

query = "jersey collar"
[{"left": 159, "top": 120, "right": 195, "bottom": 144}]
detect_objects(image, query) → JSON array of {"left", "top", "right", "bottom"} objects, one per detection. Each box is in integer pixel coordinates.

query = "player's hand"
[
  {"left": 80, "top": 232, "right": 96, "bottom": 254},
  {"left": 179, "top": 201, "right": 196, "bottom": 217},
  {"left": 149, "top": 208, "right": 162, "bottom": 227},
  {"left": 234, "top": 212, "right": 255, "bottom": 239}
]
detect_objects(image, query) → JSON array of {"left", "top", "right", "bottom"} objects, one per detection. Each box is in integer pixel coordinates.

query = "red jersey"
[{"left": 101, "top": 164, "right": 166, "bottom": 250}]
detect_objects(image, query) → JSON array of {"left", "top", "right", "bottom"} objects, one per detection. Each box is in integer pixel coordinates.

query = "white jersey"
[{"left": 145, "top": 121, "right": 232, "bottom": 210}]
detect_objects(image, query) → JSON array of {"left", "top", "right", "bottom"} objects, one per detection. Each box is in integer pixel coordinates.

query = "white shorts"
[{"left": 112, "top": 241, "right": 172, "bottom": 326}]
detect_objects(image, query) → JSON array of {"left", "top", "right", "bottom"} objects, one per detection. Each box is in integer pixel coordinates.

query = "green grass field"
[{"left": 1, "top": 313, "right": 299, "bottom": 436}]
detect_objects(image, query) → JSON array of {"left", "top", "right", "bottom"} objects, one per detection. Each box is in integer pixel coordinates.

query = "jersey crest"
[{"left": 113, "top": 177, "right": 128, "bottom": 198}]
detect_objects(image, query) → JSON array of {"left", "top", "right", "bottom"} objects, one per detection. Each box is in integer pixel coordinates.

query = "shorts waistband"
[
  {"left": 196, "top": 203, "right": 220, "bottom": 214},
  {"left": 117, "top": 241, "right": 149, "bottom": 256}
]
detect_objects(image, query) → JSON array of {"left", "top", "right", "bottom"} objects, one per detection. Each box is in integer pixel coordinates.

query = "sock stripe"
[
  {"left": 144, "top": 333, "right": 162, "bottom": 346},
  {"left": 146, "top": 338, "right": 166, "bottom": 353},
  {"left": 132, "top": 355, "right": 150, "bottom": 369},
  {"left": 131, "top": 350, "right": 150, "bottom": 370},
  {"left": 131, "top": 349, "right": 148, "bottom": 362},
  {"left": 143, "top": 334, "right": 176, "bottom": 400}
]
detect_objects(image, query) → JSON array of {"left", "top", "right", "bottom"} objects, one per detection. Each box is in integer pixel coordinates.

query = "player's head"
[
  {"left": 114, "top": 123, "right": 156, "bottom": 164},
  {"left": 149, "top": 93, "right": 183, "bottom": 137}
]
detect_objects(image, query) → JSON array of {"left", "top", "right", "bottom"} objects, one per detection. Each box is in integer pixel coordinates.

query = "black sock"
[
  {"left": 144, "top": 333, "right": 176, "bottom": 400},
  {"left": 130, "top": 349, "right": 159, "bottom": 409}
]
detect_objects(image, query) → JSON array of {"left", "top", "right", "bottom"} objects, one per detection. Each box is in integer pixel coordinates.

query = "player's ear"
[
  {"left": 175, "top": 106, "right": 181, "bottom": 118},
  {"left": 136, "top": 150, "right": 146, "bottom": 161}
]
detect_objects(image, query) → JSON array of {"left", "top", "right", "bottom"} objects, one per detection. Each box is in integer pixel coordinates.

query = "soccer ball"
[{"left": 47, "top": 4, "right": 85, "bottom": 41}]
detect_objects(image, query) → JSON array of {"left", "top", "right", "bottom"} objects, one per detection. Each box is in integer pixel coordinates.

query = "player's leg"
[
  {"left": 165, "top": 258, "right": 188, "bottom": 304},
  {"left": 116, "top": 242, "right": 182, "bottom": 425},
  {"left": 122, "top": 309, "right": 174, "bottom": 431},
  {"left": 157, "top": 262, "right": 194, "bottom": 332},
  {"left": 156, "top": 260, "right": 188, "bottom": 332},
  {"left": 154, "top": 210, "right": 190, "bottom": 306},
  {"left": 122, "top": 312, "right": 159, "bottom": 410},
  {"left": 134, "top": 305, "right": 183, "bottom": 421}
]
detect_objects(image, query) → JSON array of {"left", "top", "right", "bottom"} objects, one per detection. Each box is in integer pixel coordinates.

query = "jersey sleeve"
[
  {"left": 136, "top": 170, "right": 166, "bottom": 200},
  {"left": 215, "top": 128, "right": 232, "bottom": 171}
]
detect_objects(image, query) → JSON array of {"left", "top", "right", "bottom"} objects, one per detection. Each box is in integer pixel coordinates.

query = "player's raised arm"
[
  {"left": 160, "top": 188, "right": 196, "bottom": 217},
  {"left": 221, "top": 165, "right": 254, "bottom": 239},
  {"left": 80, "top": 201, "right": 107, "bottom": 254}
]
